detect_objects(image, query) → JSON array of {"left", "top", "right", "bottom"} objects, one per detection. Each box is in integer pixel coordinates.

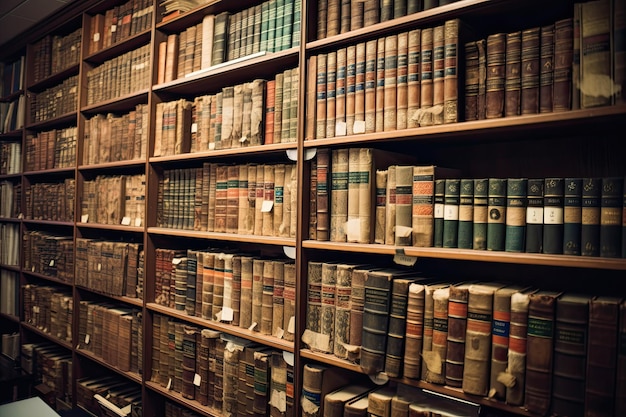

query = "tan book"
[
  {"left": 301, "top": 363, "right": 351, "bottom": 417},
  {"left": 214, "top": 164, "right": 228, "bottom": 233},
  {"left": 220, "top": 86, "right": 235, "bottom": 150},
  {"left": 326, "top": 51, "right": 337, "bottom": 138},
  {"left": 157, "top": 40, "right": 167, "bottom": 84},
  {"left": 375, "top": 169, "right": 388, "bottom": 244},
  {"left": 396, "top": 31, "right": 409, "bottom": 130},
  {"left": 419, "top": 27, "right": 434, "bottom": 126},
  {"left": 423, "top": 286, "right": 449, "bottom": 384},
  {"left": 354, "top": 41, "right": 367, "bottom": 134},
  {"left": 283, "top": 261, "right": 296, "bottom": 341},
  {"left": 273, "top": 163, "right": 285, "bottom": 237},
  {"left": 255, "top": 165, "right": 265, "bottom": 236},
  {"left": 237, "top": 164, "right": 250, "bottom": 235},
  {"left": 331, "top": 148, "right": 349, "bottom": 242},
  {"left": 367, "top": 386, "right": 396, "bottom": 417},
  {"left": 320, "top": 262, "right": 338, "bottom": 353},
  {"left": 364, "top": 39, "right": 378, "bottom": 133},
  {"left": 407, "top": 28, "right": 421, "bottom": 128},
  {"left": 383, "top": 34, "right": 398, "bottom": 131},
  {"left": 262, "top": 164, "right": 275, "bottom": 236},
  {"left": 261, "top": 259, "right": 274, "bottom": 335},
  {"left": 250, "top": 79, "right": 265, "bottom": 146},
  {"left": 335, "top": 47, "right": 347, "bottom": 136},
  {"left": 280, "top": 68, "right": 292, "bottom": 143},
  {"left": 375, "top": 37, "right": 385, "bottom": 132},
  {"left": 316, "top": 53, "right": 327, "bottom": 139},
  {"left": 403, "top": 282, "right": 427, "bottom": 379},
  {"left": 385, "top": 165, "right": 397, "bottom": 245},
  {"left": 395, "top": 165, "right": 414, "bottom": 246},
  {"left": 279, "top": 164, "right": 292, "bottom": 237},
  {"left": 444, "top": 19, "right": 460, "bottom": 124},
  {"left": 432, "top": 24, "right": 445, "bottom": 125},
  {"left": 345, "top": 44, "right": 357, "bottom": 135},
  {"left": 251, "top": 258, "right": 264, "bottom": 332},
  {"left": 306, "top": 55, "right": 317, "bottom": 140}
]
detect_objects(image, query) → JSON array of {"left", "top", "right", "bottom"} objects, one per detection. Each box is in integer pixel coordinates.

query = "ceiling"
[{"left": 0, "top": 0, "right": 74, "bottom": 47}]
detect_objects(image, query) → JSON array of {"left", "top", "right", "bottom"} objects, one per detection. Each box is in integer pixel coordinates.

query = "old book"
[
  {"left": 212, "top": 11, "right": 229, "bottom": 66},
  {"left": 316, "top": 53, "right": 328, "bottom": 139},
  {"left": 333, "top": 263, "right": 358, "bottom": 359},
  {"left": 385, "top": 277, "right": 418, "bottom": 378},
  {"left": 431, "top": 25, "right": 446, "bottom": 123},
  {"left": 164, "top": 33, "right": 179, "bottom": 82},
  {"left": 282, "top": 261, "right": 296, "bottom": 342},
  {"left": 600, "top": 176, "right": 623, "bottom": 257},
  {"left": 375, "top": 169, "right": 388, "bottom": 244},
  {"left": 581, "top": 177, "right": 602, "bottom": 256},
  {"left": 348, "top": 266, "right": 377, "bottom": 355},
  {"left": 422, "top": 286, "right": 449, "bottom": 384},
  {"left": 344, "top": 393, "right": 369, "bottom": 417},
  {"left": 506, "top": 288, "right": 536, "bottom": 406},
  {"left": 445, "top": 281, "right": 473, "bottom": 388},
  {"left": 504, "top": 31, "right": 522, "bottom": 117},
  {"left": 395, "top": 165, "right": 414, "bottom": 246},
  {"left": 580, "top": 0, "right": 612, "bottom": 108},
  {"left": 385, "top": 165, "right": 397, "bottom": 245},
  {"left": 433, "top": 178, "right": 446, "bottom": 248},
  {"left": 261, "top": 259, "right": 274, "bottom": 335},
  {"left": 361, "top": 269, "right": 418, "bottom": 375},
  {"left": 471, "top": 178, "right": 488, "bottom": 250},
  {"left": 262, "top": 164, "right": 275, "bottom": 236},
  {"left": 364, "top": 39, "right": 378, "bottom": 133},
  {"left": 274, "top": 71, "right": 284, "bottom": 144},
  {"left": 383, "top": 34, "right": 398, "bottom": 131},
  {"left": 335, "top": 47, "right": 347, "bottom": 136},
  {"left": 441, "top": 19, "right": 460, "bottom": 124},
  {"left": 407, "top": 28, "right": 421, "bottom": 128},
  {"left": 325, "top": 385, "right": 372, "bottom": 417},
  {"left": 331, "top": 148, "right": 349, "bottom": 242},
  {"left": 584, "top": 295, "right": 622, "bottom": 417},
  {"left": 306, "top": 260, "right": 323, "bottom": 346},
  {"left": 301, "top": 363, "right": 350, "bottom": 417},
  {"left": 251, "top": 258, "right": 264, "bottom": 332},
  {"left": 552, "top": 17, "right": 574, "bottom": 112},
  {"left": 319, "top": 262, "right": 338, "bottom": 353},
  {"left": 488, "top": 284, "right": 530, "bottom": 401},
  {"left": 345, "top": 44, "right": 357, "bottom": 135},
  {"left": 464, "top": 40, "right": 479, "bottom": 121},
  {"left": 504, "top": 178, "right": 527, "bottom": 253},
  {"left": 442, "top": 178, "right": 460, "bottom": 248},
  {"left": 524, "top": 178, "right": 544, "bottom": 253},
  {"left": 563, "top": 177, "right": 583, "bottom": 255},
  {"left": 367, "top": 386, "right": 396, "bottom": 417},
  {"left": 487, "top": 178, "right": 507, "bottom": 251},
  {"left": 462, "top": 282, "right": 506, "bottom": 396},
  {"left": 396, "top": 31, "right": 409, "bottom": 129},
  {"left": 316, "top": 148, "right": 330, "bottom": 241},
  {"left": 551, "top": 293, "right": 593, "bottom": 417},
  {"left": 456, "top": 178, "right": 474, "bottom": 249},
  {"left": 543, "top": 177, "right": 564, "bottom": 254},
  {"left": 375, "top": 37, "right": 386, "bottom": 132},
  {"left": 403, "top": 282, "right": 427, "bottom": 379},
  {"left": 354, "top": 41, "right": 366, "bottom": 133},
  {"left": 539, "top": 24, "right": 555, "bottom": 113},
  {"left": 476, "top": 38, "right": 487, "bottom": 119},
  {"left": 485, "top": 32, "right": 506, "bottom": 119},
  {"left": 524, "top": 290, "right": 562, "bottom": 415},
  {"left": 419, "top": 27, "right": 434, "bottom": 126},
  {"left": 520, "top": 27, "right": 541, "bottom": 115},
  {"left": 273, "top": 163, "right": 285, "bottom": 237}
]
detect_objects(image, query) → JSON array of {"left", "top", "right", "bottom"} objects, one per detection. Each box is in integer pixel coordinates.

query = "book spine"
[
  {"left": 365, "top": 39, "right": 377, "bottom": 133},
  {"left": 433, "top": 178, "right": 445, "bottom": 247},
  {"left": 375, "top": 37, "right": 386, "bottom": 132},
  {"left": 485, "top": 33, "right": 506, "bottom": 119},
  {"left": 543, "top": 177, "right": 565, "bottom": 254},
  {"left": 326, "top": 50, "right": 337, "bottom": 139},
  {"left": 383, "top": 34, "right": 398, "bottom": 131},
  {"left": 580, "top": 0, "right": 612, "bottom": 108},
  {"left": 375, "top": 169, "right": 388, "bottom": 245},
  {"left": 553, "top": 18, "right": 573, "bottom": 112},
  {"left": 385, "top": 278, "right": 413, "bottom": 378},
  {"left": 539, "top": 24, "right": 555, "bottom": 113},
  {"left": 332, "top": 148, "right": 350, "bottom": 242},
  {"left": 336, "top": 47, "right": 347, "bottom": 136},
  {"left": 395, "top": 165, "right": 414, "bottom": 246},
  {"left": 412, "top": 166, "right": 435, "bottom": 248},
  {"left": 407, "top": 29, "right": 421, "bottom": 128},
  {"left": 397, "top": 31, "right": 409, "bottom": 130},
  {"left": 457, "top": 178, "right": 474, "bottom": 249},
  {"left": 464, "top": 40, "right": 479, "bottom": 121},
  {"left": 442, "top": 178, "right": 460, "bottom": 248},
  {"left": 487, "top": 178, "right": 507, "bottom": 251},
  {"left": 403, "top": 283, "right": 425, "bottom": 379},
  {"left": 361, "top": 271, "right": 393, "bottom": 375},
  {"left": 600, "top": 176, "right": 624, "bottom": 257},
  {"left": 385, "top": 165, "right": 397, "bottom": 245},
  {"left": 445, "top": 284, "right": 470, "bottom": 387},
  {"left": 581, "top": 177, "right": 602, "bottom": 256},
  {"left": 316, "top": 53, "right": 327, "bottom": 139},
  {"left": 505, "top": 178, "right": 528, "bottom": 253},
  {"left": 506, "top": 291, "right": 531, "bottom": 405},
  {"left": 419, "top": 27, "right": 434, "bottom": 126},
  {"left": 443, "top": 19, "right": 459, "bottom": 124},
  {"left": 316, "top": 149, "right": 330, "bottom": 241},
  {"left": 563, "top": 177, "right": 583, "bottom": 255},
  {"left": 472, "top": 178, "right": 489, "bottom": 250},
  {"left": 425, "top": 286, "right": 449, "bottom": 384},
  {"left": 504, "top": 31, "right": 522, "bottom": 117},
  {"left": 525, "top": 178, "right": 544, "bottom": 253},
  {"left": 520, "top": 27, "right": 541, "bottom": 115}
]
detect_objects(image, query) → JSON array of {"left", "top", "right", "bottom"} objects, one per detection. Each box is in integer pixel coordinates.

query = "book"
[
  {"left": 335, "top": 47, "right": 347, "bottom": 136},
  {"left": 403, "top": 282, "right": 427, "bottom": 379},
  {"left": 553, "top": 18, "right": 574, "bottom": 112},
  {"left": 316, "top": 53, "right": 327, "bottom": 139},
  {"left": 524, "top": 290, "right": 562, "bottom": 415},
  {"left": 407, "top": 28, "right": 421, "bottom": 128},
  {"left": 364, "top": 39, "right": 378, "bottom": 133},
  {"left": 331, "top": 148, "right": 349, "bottom": 242},
  {"left": 472, "top": 178, "right": 489, "bottom": 250},
  {"left": 476, "top": 38, "right": 487, "bottom": 119},
  {"left": 442, "top": 178, "right": 460, "bottom": 248},
  {"left": 504, "top": 178, "right": 527, "bottom": 253},
  {"left": 324, "top": 385, "right": 372, "bottom": 417},
  {"left": 462, "top": 282, "right": 505, "bottom": 396},
  {"left": 397, "top": 31, "right": 409, "bottom": 129},
  {"left": 563, "top": 177, "right": 583, "bottom": 255},
  {"left": 395, "top": 165, "right": 414, "bottom": 246},
  {"left": 524, "top": 178, "right": 544, "bottom": 253},
  {"left": 346, "top": 44, "right": 357, "bottom": 135},
  {"left": 457, "top": 178, "right": 474, "bottom": 249},
  {"left": 584, "top": 295, "right": 622, "bottom": 417},
  {"left": 385, "top": 277, "right": 417, "bottom": 378},
  {"left": 520, "top": 27, "right": 541, "bottom": 115},
  {"left": 375, "top": 37, "right": 385, "bottom": 132},
  {"left": 580, "top": 0, "right": 612, "bottom": 108},
  {"left": 539, "top": 24, "right": 555, "bottom": 113},
  {"left": 316, "top": 148, "right": 331, "bottom": 241},
  {"left": 354, "top": 41, "right": 366, "bottom": 133},
  {"left": 301, "top": 363, "right": 351, "bottom": 417},
  {"left": 320, "top": 262, "right": 338, "bottom": 353},
  {"left": 423, "top": 286, "right": 450, "bottom": 384},
  {"left": 326, "top": 50, "right": 337, "bottom": 139},
  {"left": 419, "top": 27, "right": 434, "bottom": 126},
  {"left": 504, "top": 31, "right": 522, "bottom": 117},
  {"left": 383, "top": 34, "right": 398, "bottom": 131},
  {"left": 385, "top": 165, "right": 397, "bottom": 245},
  {"left": 464, "top": 40, "right": 480, "bottom": 121},
  {"left": 433, "top": 178, "right": 446, "bottom": 248},
  {"left": 443, "top": 19, "right": 460, "bottom": 124},
  {"left": 581, "top": 177, "right": 602, "bottom": 256},
  {"left": 543, "top": 177, "right": 564, "bottom": 254},
  {"left": 487, "top": 178, "right": 507, "bottom": 251},
  {"left": 367, "top": 386, "right": 396, "bottom": 417},
  {"left": 375, "top": 169, "right": 388, "bottom": 244},
  {"left": 600, "top": 176, "right": 623, "bottom": 257},
  {"left": 551, "top": 293, "right": 593, "bottom": 417},
  {"left": 445, "top": 281, "right": 474, "bottom": 388},
  {"left": 485, "top": 32, "right": 506, "bottom": 119}
]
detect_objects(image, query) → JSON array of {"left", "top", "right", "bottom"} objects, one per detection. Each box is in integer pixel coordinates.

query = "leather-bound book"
[
  {"left": 581, "top": 177, "right": 601, "bottom": 256},
  {"left": 504, "top": 31, "right": 522, "bottom": 117},
  {"left": 251, "top": 259, "right": 264, "bottom": 332},
  {"left": 316, "top": 53, "right": 327, "bottom": 139},
  {"left": 385, "top": 277, "right": 417, "bottom": 377},
  {"left": 551, "top": 293, "right": 593, "bottom": 417},
  {"left": 539, "top": 24, "right": 555, "bottom": 114},
  {"left": 385, "top": 165, "right": 397, "bottom": 245},
  {"left": 424, "top": 286, "right": 450, "bottom": 384},
  {"left": 524, "top": 290, "right": 562, "bottom": 415},
  {"left": 487, "top": 178, "right": 507, "bottom": 251},
  {"left": 485, "top": 32, "right": 506, "bottom": 119},
  {"left": 395, "top": 165, "right": 415, "bottom": 246},
  {"left": 283, "top": 261, "right": 296, "bottom": 342},
  {"left": 383, "top": 34, "right": 398, "bottom": 131},
  {"left": 506, "top": 288, "right": 536, "bottom": 406},
  {"left": 457, "top": 178, "right": 474, "bottom": 249},
  {"left": 433, "top": 178, "right": 446, "bottom": 247},
  {"left": 462, "top": 282, "right": 506, "bottom": 396},
  {"left": 365, "top": 39, "right": 378, "bottom": 133},
  {"left": 310, "top": 158, "right": 318, "bottom": 239},
  {"left": 326, "top": 50, "right": 337, "bottom": 139},
  {"left": 404, "top": 282, "right": 427, "bottom": 379},
  {"left": 350, "top": 1, "right": 365, "bottom": 31},
  {"left": 273, "top": 163, "right": 286, "bottom": 236},
  {"left": 375, "top": 37, "right": 386, "bottom": 132},
  {"left": 316, "top": 148, "right": 331, "bottom": 241},
  {"left": 253, "top": 348, "right": 271, "bottom": 415},
  {"left": 272, "top": 260, "right": 285, "bottom": 337},
  {"left": 476, "top": 38, "right": 487, "bottom": 119},
  {"left": 324, "top": 385, "right": 372, "bottom": 417},
  {"left": 580, "top": 0, "right": 611, "bottom": 108},
  {"left": 419, "top": 27, "right": 434, "bottom": 126},
  {"left": 525, "top": 178, "right": 544, "bottom": 253},
  {"left": 543, "top": 177, "right": 564, "bottom": 254},
  {"left": 346, "top": 45, "right": 357, "bottom": 135},
  {"left": 472, "top": 178, "right": 489, "bottom": 250},
  {"left": 445, "top": 281, "right": 473, "bottom": 387},
  {"left": 345, "top": 148, "right": 359, "bottom": 243},
  {"left": 306, "top": 261, "right": 323, "bottom": 337},
  {"left": 326, "top": 0, "right": 340, "bottom": 37},
  {"left": 350, "top": 266, "right": 379, "bottom": 353},
  {"left": 563, "top": 178, "right": 582, "bottom": 255},
  {"left": 363, "top": 0, "right": 380, "bottom": 27},
  {"left": 584, "top": 295, "right": 622, "bottom": 417},
  {"left": 424, "top": 0, "right": 439, "bottom": 10},
  {"left": 345, "top": 393, "right": 369, "bottom": 417},
  {"left": 432, "top": 24, "right": 445, "bottom": 125},
  {"left": 334, "top": 263, "right": 360, "bottom": 359},
  {"left": 375, "top": 169, "right": 388, "bottom": 244},
  {"left": 442, "top": 178, "right": 460, "bottom": 248},
  {"left": 367, "top": 386, "right": 397, "bottom": 417},
  {"left": 600, "top": 176, "right": 623, "bottom": 258},
  {"left": 553, "top": 18, "right": 573, "bottom": 112},
  {"left": 504, "top": 178, "right": 527, "bottom": 253},
  {"left": 355, "top": 41, "right": 367, "bottom": 133},
  {"left": 407, "top": 29, "right": 422, "bottom": 128},
  {"left": 520, "top": 27, "right": 540, "bottom": 115},
  {"left": 464, "top": 40, "right": 479, "bottom": 121},
  {"left": 320, "top": 262, "right": 338, "bottom": 353},
  {"left": 397, "top": 31, "right": 409, "bottom": 129},
  {"left": 305, "top": 57, "right": 316, "bottom": 141},
  {"left": 443, "top": 19, "right": 460, "bottom": 124}
]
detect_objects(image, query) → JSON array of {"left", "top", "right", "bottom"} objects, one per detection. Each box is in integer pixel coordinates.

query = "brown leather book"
[
  {"left": 432, "top": 24, "right": 445, "bottom": 125},
  {"left": 326, "top": 50, "right": 337, "bottom": 139},
  {"left": 524, "top": 290, "right": 562, "bottom": 415},
  {"left": 419, "top": 27, "right": 434, "bottom": 126},
  {"left": 383, "top": 34, "right": 398, "bottom": 131},
  {"left": 325, "top": 385, "right": 372, "bottom": 417},
  {"left": 445, "top": 281, "right": 473, "bottom": 387},
  {"left": 365, "top": 39, "right": 378, "bottom": 133},
  {"left": 397, "top": 31, "right": 409, "bottom": 129},
  {"left": 335, "top": 47, "right": 347, "bottom": 136},
  {"left": 443, "top": 19, "right": 460, "bottom": 124},
  {"left": 553, "top": 17, "right": 573, "bottom": 112},
  {"left": 331, "top": 148, "right": 349, "bottom": 242},
  {"left": 316, "top": 148, "right": 330, "bottom": 241},
  {"left": 346, "top": 44, "right": 357, "bottom": 135},
  {"left": 506, "top": 288, "right": 536, "bottom": 406},
  {"left": 407, "top": 28, "right": 421, "bottom": 128},
  {"left": 316, "top": 53, "right": 327, "bottom": 139},
  {"left": 464, "top": 40, "right": 479, "bottom": 121},
  {"left": 539, "top": 24, "right": 555, "bottom": 114},
  {"left": 520, "top": 27, "right": 541, "bottom": 115},
  {"left": 375, "top": 37, "right": 386, "bottom": 132},
  {"left": 485, "top": 33, "right": 506, "bottom": 119},
  {"left": 403, "top": 282, "right": 427, "bottom": 379}
]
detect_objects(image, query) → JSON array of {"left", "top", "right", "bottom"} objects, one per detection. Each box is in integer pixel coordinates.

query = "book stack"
[
  {"left": 0, "top": 55, "right": 25, "bottom": 96},
  {"left": 22, "top": 284, "right": 73, "bottom": 343},
  {"left": 25, "top": 343, "right": 73, "bottom": 406},
  {"left": 30, "top": 29, "right": 81, "bottom": 83},
  {"left": 24, "top": 127, "right": 77, "bottom": 171},
  {"left": 29, "top": 75, "right": 78, "bottom": 124},
  {"left": 24, "top": 179, "right": 75, "bottom": 222},
  {"left": 80, "top": 173, "right": 146, "bottom": 227},
  {"left": 21, "top": 230, "right": 74, "bottom": 282},
  {"left": 0, "top": 142, "right": 21, "bottom": 175}
]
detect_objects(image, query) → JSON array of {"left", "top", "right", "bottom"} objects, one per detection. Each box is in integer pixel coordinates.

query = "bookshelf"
[{"left": 1, "top": 0, "right": 624, "bottom": 416}]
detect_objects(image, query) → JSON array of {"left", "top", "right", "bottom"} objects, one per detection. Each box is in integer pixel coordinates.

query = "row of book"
[
  {"left": 0, "top": 96, "right": 25, "bottom": 133},
  {"left": 156, "top": 163, "right": 297, "bottom": 238},
  {"left": 75, "top": 238, "right": 143, "bottom": 298},
  {"left": 0, "top": 270, "right": 19, "bottom": 316},
  {"left": 88, "top": 0, "right": 154, "bottom": 55},
  {"left": 303, "top": 262, "right": 626, "bottom": 417},
  {"left": 0, "top": 222, "right": 19, "bottom": 266},
  {"left": 21, "top": 342, "right": 73, "bottom": 407},
  {"left": 1, "top": 332, "right": 19, "bottom": 360},
  {"left": 22, "top": 230, "right": 74, "bottom": 283},
  {"left": 83, "top": 104, "right": 148, "bottom": 165},
  {"left": 154, "top": 248, "right": 296, "bottom": 341},
  {"left": 0, "top": 56, "right": 24, "bottom": 97},
  {"left": 29, "top": 27, "right": 81, "bottom": 85},
  {"left": 316, "top": 0, "right": 462, "bottom": 40},
  {"left": 0, "top": 180, "right": 21, "bottom": 218},
  {"left": 85, "top": 44, "right": 151, "bottom": 106},
  {"left": 29, "top": 75, "right": 78, "bottom": 124},
  {"left": 309, "top": 20, "right": 461, "bottom": 141},
  {"left": 0, "top": 142, "right": 21, "bottom": 175},
  {"left": 76, "top": 374, "right": 142, "bottom": 417},
  {"left": 77, "top": 302, "right": 143, "bottom": 375},
  {"left": 81, "top": 173, "right": 146, "bottom": 227},
  {"left": 22, "top": 284, "right": 73, "bottom": 344},
  {"left": 151, "top": 314, "right": 296, "bottom": 416},
  {"left": 24, "top": 179, "right": 75, "bottom": 222},
  {"left": 24, "top": 126, "right": 77, "bottom": 172}
]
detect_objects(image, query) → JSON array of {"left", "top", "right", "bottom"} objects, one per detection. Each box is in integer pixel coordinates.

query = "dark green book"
[
  {"left": 487, "top": 178, "right": 507, "bottom": 251},
  {"left": 600, "top": 176, "right": 624, "bottom": 258},
  {"left": 526, "top": 178, "right": 544, "bottom": 253},
  {"left": 457, "top": 178, "right": 474, "bottom": 249},
  {"left": 581, "top": 177, "right": 601, "bottom": 257},
  {"left": 563, "top": 178, "right": 582, "bottom": 255},
  {"left": 543, "top": 178, "right": 564, "bottom": 254},
  {"left": 505, "top": 178, "right": 528, "bottom": 252},
  {"left": 443, "top": 178, "right": 460, "bottom": 248},
  {"left": 433, "top": 178, "right": 446, "bottom": 247},
  {"left": 472, "top": 178, "right": 489, "bottom": 250}
]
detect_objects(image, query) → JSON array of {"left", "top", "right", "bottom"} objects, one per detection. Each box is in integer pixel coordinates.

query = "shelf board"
[
  {"left": 75, "top": 285, "right": 143, "bottom": 308},
  {"left": 76, "top": 349, "right": 142, "bottom": 384},
  {"left": 148, "top": 227, "right": 296, "bottom": 247},
  {"left": 149, "top": 142, "right": 297, "bottom": 163},
  {"left": 21, "top": 322, "right": 72, "bottom": 350},
  {"left": 145, "top": 380, "right": 222, "bottom": 417}
]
